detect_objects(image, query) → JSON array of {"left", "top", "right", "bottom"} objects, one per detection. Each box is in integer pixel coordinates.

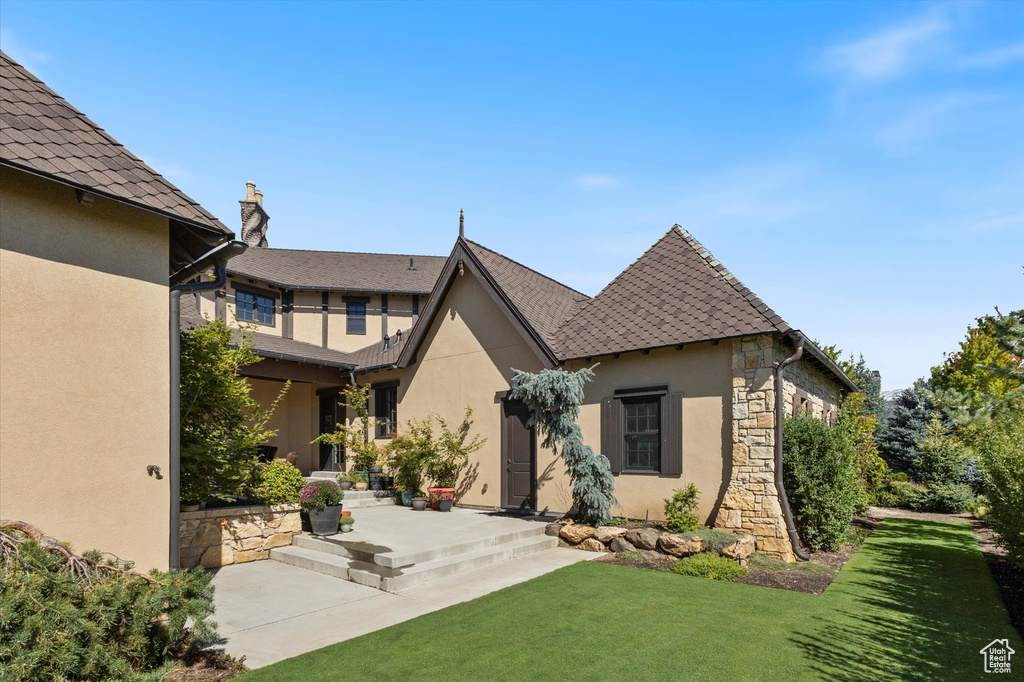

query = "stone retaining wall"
[{"left": 180, "top": 504, "right": 301, "bottom": 569}]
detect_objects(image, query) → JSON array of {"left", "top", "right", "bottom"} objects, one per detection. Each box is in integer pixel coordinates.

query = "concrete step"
[
  {"left": 308, "top": 471, "right": 341, "bottom": 479},
  {"left": 343, "top": 491, "right": 396, "bottom": 509},
  {"left": 382, "top": 544, "right": 514, "bottom": 593},
  {"left": 269, "top": 545, "right": 351, "bottom": 580},
  {"left": 374, "top": 523, "right": 547, "bottom": 568}
]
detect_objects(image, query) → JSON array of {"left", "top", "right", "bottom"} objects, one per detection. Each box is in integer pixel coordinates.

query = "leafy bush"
[
  {"left": 179, "top": 318, "right": 287, "bottom": 502},
  {"left": 388, "top": 416, "right": 434, "bottom": 493},
  {"left": 978, "top": 409, "right": 1024, "bottom": 567},
  {"left": 880, "top": 480, "right": 926, "bottom": 509},
  {"left": 250, "top": 460, "right": 305, "bottom": 505},
  {"left": 782, "top": 413, "right": 861, "bottom": 551},
  {"left": 671, "top": 553, "right": 748, "bottom": 581},
  {"left": 299, "top": 480, "right": 343, "bottom": 511},
  {"left": 0, "top": 523, "right": 217, "bottom": 681},
  {"left": 425, "top": 407, "right": 485, "bottom": 487},
  {"left": 663, "top": 484, "right": 701, "bottom": 533},
  {"left": 602, "top": 517, "right": 629, "bottom": 526}
]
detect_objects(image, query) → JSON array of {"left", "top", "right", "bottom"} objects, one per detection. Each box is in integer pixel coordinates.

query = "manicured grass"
[{"left": 242, "top": 519, "right": 1021, "bottom": 681}]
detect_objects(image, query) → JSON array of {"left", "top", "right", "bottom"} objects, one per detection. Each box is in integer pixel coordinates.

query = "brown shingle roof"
[
  {"left": 464, "top": 240, "right": 590, "bottom": 350},
  {"left": 347, "top": 335, "right": 405, "bottom": 371},
  {"left": 0, "top": 51, "right": 229, "bottom": 235},
  {"left": 180, "top": 312, "right": 355, "bottom": 369},
  {"left": 553, "top": 226, "right": 791, "bottom": 359},
  {"left": 226, "top": 248, "right": 446, "bottom": 294}
]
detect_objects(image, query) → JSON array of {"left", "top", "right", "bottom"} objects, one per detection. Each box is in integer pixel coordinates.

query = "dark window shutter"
[
  {"left": 660, "top": 392, "right": 683, "bottom": 476},
  {"left": 601, "top": 397, "right": 622, "bottom": 474}
]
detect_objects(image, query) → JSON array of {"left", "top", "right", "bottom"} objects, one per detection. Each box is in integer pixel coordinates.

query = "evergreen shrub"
[
  {"left": 782, "top": 414, "right": 861, "bottom": 551},
  {"left": 663, "top": 484, "right": 701, "bottom": 533},
  {"left": 671, "top": 553, "right": 748, "bottom": 581}
]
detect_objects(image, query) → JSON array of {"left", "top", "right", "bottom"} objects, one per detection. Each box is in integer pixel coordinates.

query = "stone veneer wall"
[
  {"left": 779, "top": 337, "right": 842, "bottom": 421},
  {"left": 180, "top": 504, "right": 301, "bottom": 569},
  {"left": 716, "top": 334, "right": 794, "bottom": 561}
]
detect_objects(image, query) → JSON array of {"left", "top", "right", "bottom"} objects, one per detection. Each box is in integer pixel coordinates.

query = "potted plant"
[
  {"left": 395, "top": 486, "right": 413, "bottom": 507},
  {"left": 339, "top": 516, "right": 355, "bottom": 533},
  {"left": 301, "top": 480, "right": 344, "bottom": 535},
  {"left": 353, "top": 471, "right": 369, "bottom": 491},
  {"left": 312, "top": 385, "right": 388, "bottom": 488},
  {"left": 411, "top": 490, "right": 430, "bottom": 511},
  {"left": 426, "top": 407, "right": 485, "bottom": 510},
  {"left": 387, "top": 416, "right": 433, "bottom": 504},
  {"left": 337, "top": 472, "right": 355, "bottom": 491}
]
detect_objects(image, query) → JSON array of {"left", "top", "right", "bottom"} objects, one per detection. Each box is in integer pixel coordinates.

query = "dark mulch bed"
[
  {"left": 165, "top": 650, "right": 247, "bottom": 681},
  {"left": 595, "top": 517, "right": 879, "bottom": 595}
]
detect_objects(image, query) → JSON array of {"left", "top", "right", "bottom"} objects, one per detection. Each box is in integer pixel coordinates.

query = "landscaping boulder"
[
  {"left": 577, "top": 538, "right": 606, "bottom": 552},
  {"left": 639, "top": 549, "right": 664, "bottom": 562},
  {"left": 624, "top": 528, "right": 661, "bottom": 551},
  {"left": 609, "top": 536, "right": 637, "bottom": 553},
  {"left": 658, "top": 533, "right": 706, "bottom": 557},
  {"left": 559, "top": 524, "right": 596, "bottom": 544},
  {"left": 593, "top": 526, "right": 628, "bottom": 544},
  {"left": 721, "top": 533, "right": 756, "bottom": 562},
  {"left": 545, "top": 522, "right": 563, "bottom": 537}
]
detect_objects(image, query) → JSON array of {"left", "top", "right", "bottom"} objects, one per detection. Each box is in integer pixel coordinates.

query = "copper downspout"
[{"left": 775, "top": 333, "right": 810, "bottom": 561}]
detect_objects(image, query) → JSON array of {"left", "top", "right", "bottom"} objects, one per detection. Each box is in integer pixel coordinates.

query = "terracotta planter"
[
  {"left": 341, "top": 510, "right": 352, "bottom": 517},
  {"left": 308, "top": 505, "right": 343, "bottom": 535},
  {"left": 411, "top": 497, "right": 429, "bottom": 511},
  {"left": 428, "top": 487, "right": 455, "bottom": 510}
]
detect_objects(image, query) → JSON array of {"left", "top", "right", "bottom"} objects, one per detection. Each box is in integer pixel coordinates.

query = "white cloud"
[
  {"left": 876, "top": 92, "right": 1001, "bottom": 149},
  {"left": 822, "top": 10, "right": 949, "bottom": 83},
  {"left": 0, "top": 29, "right": 51, "bottom": 74},
  {"left": 571, "top": 174, "right": 623, "bottom": 191},
  {"left": 960, "top": 42, "right": 1024, "bottom": 70}
]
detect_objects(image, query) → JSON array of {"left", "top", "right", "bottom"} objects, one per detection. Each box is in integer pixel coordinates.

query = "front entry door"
[
  {"left": 318, "top": 393, "right": 343, "bottom": 471},
  {"left": 501, "top": 400, "right": 536, "bottom": 511}
]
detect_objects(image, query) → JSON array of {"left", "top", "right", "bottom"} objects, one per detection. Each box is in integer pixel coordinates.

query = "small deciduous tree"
[
  {"left": 509, "top": 366, "right": 618, "bottom": 525},
  {"left": 313, "top": 385, "right": 389, "bottom": 472},
  {"left": 180, "top": 319, "right": 286, "bottom": 502}
]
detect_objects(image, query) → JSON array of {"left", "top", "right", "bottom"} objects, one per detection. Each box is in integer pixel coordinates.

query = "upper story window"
[
  {"left": 622, "top": 397, "right": 660, "bottom": 471},
  {"left": 236, "top": 289, "right": 275, "bottom": 326},
  {"left": 374, "top": 382, "right": 398, "bottom": 438},
  {"left": 345, "top": 297, "right": 368, "bottom": 335}
]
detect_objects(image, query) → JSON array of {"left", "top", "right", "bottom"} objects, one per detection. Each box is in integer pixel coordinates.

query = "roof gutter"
[
  {"left": 775, "top": 332, "right": 810, "bottom": 561},
  {"left": 169, "top": 240, "right": 248, "bottom": 569}
]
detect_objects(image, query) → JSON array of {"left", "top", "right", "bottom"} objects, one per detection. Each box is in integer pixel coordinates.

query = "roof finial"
[{"left": 459, "top": 208, "right": 464, "bottom": 238}]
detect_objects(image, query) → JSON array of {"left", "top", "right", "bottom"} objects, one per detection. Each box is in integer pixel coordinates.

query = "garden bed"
[{"left": 594, "top": 517, "right": 879, "bottom": 594}]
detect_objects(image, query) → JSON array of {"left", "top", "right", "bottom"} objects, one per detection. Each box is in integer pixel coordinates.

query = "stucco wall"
[
  {"left": 0, "top": 167, "right": 172, "bottom": 571},
  {"left": 250, "top": 379, "right": 323, "bottom": 475},
  {"left": 563, "top": 342, "right": 732, "bottom": 524},
  {"left": 359, "top": 271, "right": 543, "bottom": 508}
]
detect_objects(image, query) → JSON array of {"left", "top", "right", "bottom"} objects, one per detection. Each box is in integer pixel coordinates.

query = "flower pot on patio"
[
  {"left": 438, "top": 498, "right": 453, "bottom": 512},
  {"left": 399, "top": 490, "right": 413, "bottom": 507},
  {"left": 368, "top": 465, "right": 384, "bottom": 491},
  {"left": 341, "top": 510, "right": 352, "bottom": 517},
  {"left": 308, "top": 505, "right": 343, "bottom": 535},
  {"left": 338, "top": 479, "right": 354, "bottom": 491},
  {"left": 180, "top": 502, "right": 200, "bottom": 512},
  {"left": 339, "top": 517, "right": 355, "bottom": 533},
  {"left": 411, "top": 496, "right": 429, "bottom": 511},
  {"left": 429, "top": 487, "right": 455, "bottom": 511},
  {"left": 354, "top": 481, "right": 368, "bottom": 491}
]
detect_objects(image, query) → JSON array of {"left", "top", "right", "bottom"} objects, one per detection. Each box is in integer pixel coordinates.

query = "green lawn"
[{"left": 241, "top": 519, "right": 1021, "bottom": 681}]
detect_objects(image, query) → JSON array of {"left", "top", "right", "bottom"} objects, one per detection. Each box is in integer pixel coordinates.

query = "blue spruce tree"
[{"left": 509, "top": 366, "right": 618, "bottom": 524}]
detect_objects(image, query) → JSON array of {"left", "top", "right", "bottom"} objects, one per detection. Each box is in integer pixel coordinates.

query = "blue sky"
[{"left": 3, "top": 1, "right": 1022, "bottom": 390}]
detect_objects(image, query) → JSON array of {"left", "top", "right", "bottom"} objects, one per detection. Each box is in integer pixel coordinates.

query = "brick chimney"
[{"left": 239, "top": 181, "right": 269, "bottom": 248}]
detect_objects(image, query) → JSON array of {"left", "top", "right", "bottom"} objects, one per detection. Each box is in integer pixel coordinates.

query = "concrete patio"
[{"left": 212, "top": 515, "right": 596, "bottom": 668}]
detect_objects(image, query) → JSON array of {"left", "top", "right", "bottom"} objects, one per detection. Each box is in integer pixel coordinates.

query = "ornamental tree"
[{"left": 509, "top": 366, "right": 618, "bottom": 525}]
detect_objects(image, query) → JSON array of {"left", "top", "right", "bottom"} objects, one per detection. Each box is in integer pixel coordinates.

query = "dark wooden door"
[
  {"left": 502, "top": 400, "right": 535, "bottom": 510},
  {"left": 318, "top": 394, "right": 342, "bottom": 470}
]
